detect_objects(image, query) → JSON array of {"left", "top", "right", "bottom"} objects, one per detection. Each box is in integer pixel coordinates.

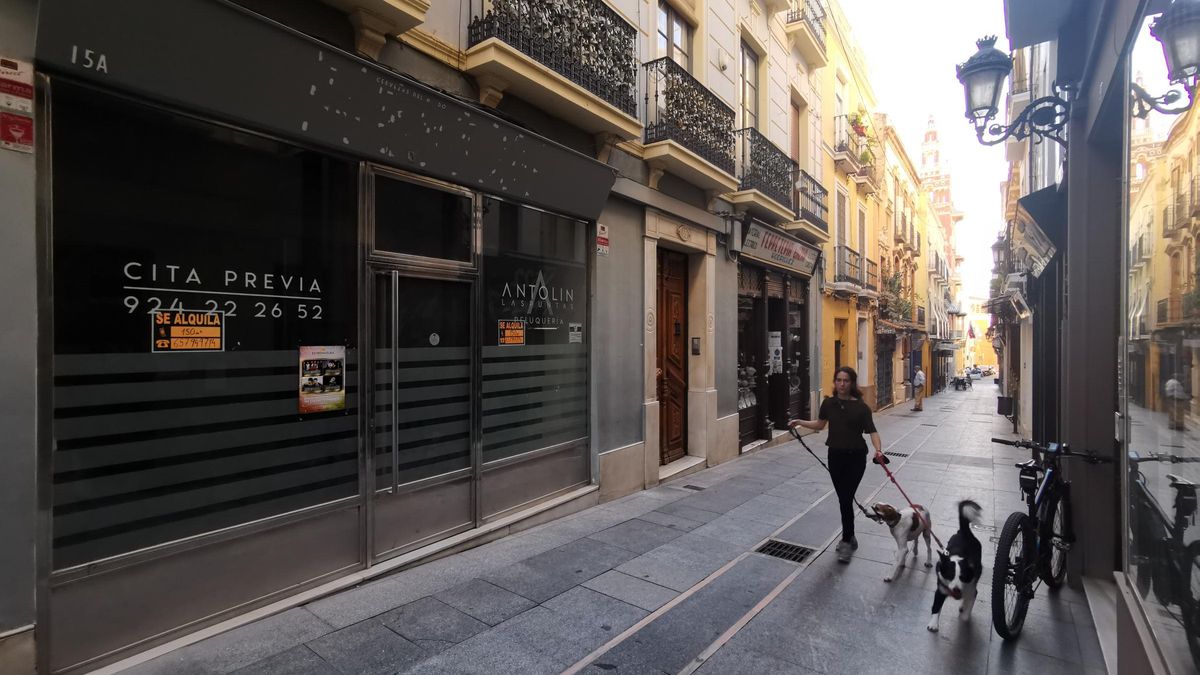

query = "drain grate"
[
  {"left": 921, "top": 423, "right": 938, "bottom": 427},
  {"left": 885, "top": 451, "right": 910, "bottom": 458},
  {"left": 755, "top": 539, "right": 815, "bottom": 563},
  {"left": 682, "top": 484, "right": 706, "bottom": 491}
]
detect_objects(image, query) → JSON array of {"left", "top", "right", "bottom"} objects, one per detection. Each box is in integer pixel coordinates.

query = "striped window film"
[
  {"left": 373, "top": 275, "right": 472, "bottom": 490},
  {"left": 482, "top": 343, "right": 588, "bottom": 463},
  {"left": 52, "top": 351, "right": 359, "bottom": 569}
]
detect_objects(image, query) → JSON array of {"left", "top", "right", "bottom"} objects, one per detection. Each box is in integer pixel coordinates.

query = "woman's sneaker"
[{"left": 836, "top": 540, "right": 853, "bottom": 563}]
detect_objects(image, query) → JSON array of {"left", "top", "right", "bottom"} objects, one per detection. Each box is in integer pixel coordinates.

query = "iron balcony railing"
[
  {"left": 785, "top": 0, "right": 827, "bottom": 51},
  {"left": 865, "top": 259, "right": 879, "bottom": 292},
  {"left": 1164, "top": 204, "right": 1181, "bottom": 236},
  {"left": 834, "top": 115, "right": 864, "bottom": 163},
  {"left": 835, "top": 246, "right": 862, "bottom": 286},
  {"left": 1158, "top": 298, "right": 1169, "bottom": 324},
  {"left": 795, "top": 169, "right": 829, "bottom": 231},
  {"left": 468, "top": 0, "right": 638, "bottom": 116},
  {"left": 736, "top": 128, "right": 797, "bottom": 210},
  {"left": 1176, "top": 190, "right": 1189, "bottom": 229},
  {"left": 644, "top": 57, "right": 736, "bottom": 175},
  {"left": 1194, "top": 177, "right": 1200, "bottom": 217}
]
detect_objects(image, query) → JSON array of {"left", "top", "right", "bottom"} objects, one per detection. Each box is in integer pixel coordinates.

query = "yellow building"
[
  {"left": 873, "top": 118, "right": 926, "bottom": 407},
  {"left": 1139, "top": 102, "right": 1200, "bottom": 420},
  {"left": 817, "top": 0, "right": 882, "bottom": 406}
]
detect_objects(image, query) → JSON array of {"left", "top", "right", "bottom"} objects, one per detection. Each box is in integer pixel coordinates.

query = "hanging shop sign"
[
  {"left": 298, "top": 345, "right": 346, "bottom": 413},
  {"left": 741, "top": 222, "right": 820, "bottom": 277}
]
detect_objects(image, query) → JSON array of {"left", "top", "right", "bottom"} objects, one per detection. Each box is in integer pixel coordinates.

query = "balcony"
[
  {"left": 833, "top": 115, "right": 864, "bottom": 174},
  {"left": 1194, "top": 177, "right": 1200, "bottom": 217},
  {"left": 643, "top": 57, "right": 739, "bottom": 193},
  {"left": 1176, "top": 192, "right": 1190, "bottom": 230},
  {"left": 785, "top": 0, "right": 828, "bottom": 69},
  {"left": 832, "top": 245, "right": 862, "bottom": 294},
  {"left": 917, "top": 305, "right": 926, "bottom": 326},
  {"left": 324, "top": 0, "right": 430, "bottom": 38},
  {"left": 1158, "top": 298, "right": 1169, "bottom": 324},
  {"left": 1164, "top": 204, "right": 1183, "bottom": 237},
  {"left": 862, "top": 259, "right": 879, "bottom": 297},
  {"left": 786, "top": 169, "right": 830, "bottom": 242},
  {"left": 852, "top": 158, "right": 881, "bottom": 196},
  {"left": 726, "top": 128, "right": 798, "bottom": 222},
  {"left": 466, "top": 0, "right": 641, "bottom": 140}
]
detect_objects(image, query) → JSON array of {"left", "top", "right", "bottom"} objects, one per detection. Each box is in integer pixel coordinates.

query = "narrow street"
[{"left": 123, "top": 384, "right": 1105, "bottom": 675}]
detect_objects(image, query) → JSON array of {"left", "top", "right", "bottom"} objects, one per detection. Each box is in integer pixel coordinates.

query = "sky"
[{"left": 839, "top": 0, "right": 1011, "bottom": 302}]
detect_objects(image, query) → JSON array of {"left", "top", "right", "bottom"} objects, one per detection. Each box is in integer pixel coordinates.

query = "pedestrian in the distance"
[
  {"left": 790, "top": 366, "right": 885, "bottom": 563},
  {"left": 1165, "top": 372, "right": 1190, "bottom": 431},
  {"left": 912, "top": 367, "right": 926, "bottom": 411}
]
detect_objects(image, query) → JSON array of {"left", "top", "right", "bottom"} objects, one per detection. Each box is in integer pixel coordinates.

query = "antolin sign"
[{"left": 741, "top": 222, "right": 821, "bottom": 277}]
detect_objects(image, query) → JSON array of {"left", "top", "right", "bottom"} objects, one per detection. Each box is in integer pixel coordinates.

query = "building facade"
[
  {"left": 985, "top": 0, "right": 1199, "bottom": 671},
  {"left": 0, "top": 0, "right": 911, "bottom": 671}
]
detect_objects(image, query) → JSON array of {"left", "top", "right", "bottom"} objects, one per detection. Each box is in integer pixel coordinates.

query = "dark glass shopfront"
[
  {"left": 735, "top": 223, "right": 817, "bottom": 447},
  {"left": 43, "top": 69, "right": 604, "bottom": 675}
]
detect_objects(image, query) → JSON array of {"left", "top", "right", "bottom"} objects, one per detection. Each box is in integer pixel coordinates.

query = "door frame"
[
  {"left": 360, "top": 164, "right": 483, "bottom": 564},
  {"left": 642, "top": 210, "right": 720, "bottom": 483}
]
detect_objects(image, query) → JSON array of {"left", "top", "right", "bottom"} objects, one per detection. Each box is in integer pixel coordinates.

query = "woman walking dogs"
[{"left": 790, "top": 367, "right": 886, "bottom": 563}]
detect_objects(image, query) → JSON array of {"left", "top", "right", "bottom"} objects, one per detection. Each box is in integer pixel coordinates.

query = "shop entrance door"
[
  {"left": 657, "top": 249, "right": 689, "bottom": 464},
  {"left": 877, "top": 339, "right": 894, "bottom": 409},
  {"left": 369, "top": 270, "right": 476, "bottom": 562}
]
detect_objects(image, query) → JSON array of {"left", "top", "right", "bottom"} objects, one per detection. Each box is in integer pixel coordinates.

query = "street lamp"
[
  {"left": 991, "top": 237, "right": 1007, "bottom": 269},
  {"left": 1133, "top": 0, "right": 1200, "bottom": 118},
  {"left": 956, "top": 36, "right": 1071, "bottom": 147}
]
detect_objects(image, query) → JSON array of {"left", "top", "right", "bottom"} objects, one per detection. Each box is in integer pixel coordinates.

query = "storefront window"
[
  {"left": 1125, "top": 18, "right": 1200, "bottom": 672},
  {"left": 480, "top": 197, "right": 588, "bottom": 464},
  {"left": 374, "top": 174, "right": 473, "bottom": 262},
  {"left": 50, "top": 82, "right": 359, "bottom": 568}
]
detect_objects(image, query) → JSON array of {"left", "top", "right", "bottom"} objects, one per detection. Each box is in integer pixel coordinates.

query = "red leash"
[{"left": 876, "top": 458, "right": 946, "bottom": 552}]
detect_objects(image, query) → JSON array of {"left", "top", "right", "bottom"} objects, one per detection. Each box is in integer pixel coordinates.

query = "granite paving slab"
[
  {"left": 433, "top": 579, "right": 536, "bottom": 626},
  {"left": 305, "top": 619, "right": 425, "bottom": 675}
]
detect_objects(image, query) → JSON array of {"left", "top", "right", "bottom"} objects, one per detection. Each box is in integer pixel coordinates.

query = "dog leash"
[
  {"left": 788, "top": 427, "right": 881, "bottom": 523},
  {"left": 876, "top": 457, "right": 947, "bottom": 552}
]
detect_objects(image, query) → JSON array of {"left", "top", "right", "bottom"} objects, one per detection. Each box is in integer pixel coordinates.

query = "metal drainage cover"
[
  {"left": 920, "top": 423, "right": 939, "bottom": 427},
  {"left": 755, "top": 539, "right": 815, "bottom": 564},
  {"left": 682, "top": 484, "right": 705, "bottom": 491},
  {"left": 885, "top": 451, "right": 910, "bottom": 458}
]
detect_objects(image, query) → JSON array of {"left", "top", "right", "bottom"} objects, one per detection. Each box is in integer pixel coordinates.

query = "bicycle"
[
  {"left": 989, "top": 437, "right": 1111, "bottom": 639},
  {"left": 1128, "top": 451, "right": 1200, "bottom": 667}
]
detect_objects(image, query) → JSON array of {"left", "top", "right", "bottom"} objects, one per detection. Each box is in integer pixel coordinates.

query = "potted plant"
[{"left": 848, "top": 111, "right": 867, "bottom": 137}]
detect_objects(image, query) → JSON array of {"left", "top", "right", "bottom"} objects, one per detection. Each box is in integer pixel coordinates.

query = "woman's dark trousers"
[{"left": 828, "top": 450, "right": 867, "bottom": 542}]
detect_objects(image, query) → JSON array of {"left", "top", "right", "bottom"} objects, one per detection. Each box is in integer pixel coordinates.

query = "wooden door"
[{"left": 657, "top": 249, "right": 688, "bottom": 464}]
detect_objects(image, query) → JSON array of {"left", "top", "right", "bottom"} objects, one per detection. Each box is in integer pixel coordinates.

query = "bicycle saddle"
[
  {"left": 1167, "top": 473, "right": 1195, "bottom": 487},
  {"left": 1015, "top": 459, "right": 1038, "bottom": 469}
]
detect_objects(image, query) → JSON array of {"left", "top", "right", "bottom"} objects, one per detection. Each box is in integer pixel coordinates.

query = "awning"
[
  {"left": 1012, "top": 185, "right": 1065, "bottom": 278},
  {"left": 36, "top": 0, "right": 617, "bottom": 221}
]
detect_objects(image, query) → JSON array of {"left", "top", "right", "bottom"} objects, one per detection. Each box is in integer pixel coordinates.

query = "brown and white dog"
[{"left": 870, "top": 502, "right": 934, "bottom": 582}]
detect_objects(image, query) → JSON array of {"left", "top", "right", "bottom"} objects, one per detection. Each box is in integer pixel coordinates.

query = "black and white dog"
[{"left": 927, "top": 500, "right": 984, "bottom": 633}]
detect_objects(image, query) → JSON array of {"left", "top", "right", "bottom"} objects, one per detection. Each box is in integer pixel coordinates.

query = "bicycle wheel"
[
  {"left": 1040, "top": 492, "right": 1070, "bottom": 589},
  {"left": 992, "top": 511, "right": 1033, "bottom": 639},
  {"left": 1184, "top": 542, "right": 1200, "bottom": 669}
]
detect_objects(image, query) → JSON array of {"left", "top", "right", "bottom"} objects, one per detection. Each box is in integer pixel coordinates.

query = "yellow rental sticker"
[{"left": 151, "top": 310, "right": 224, "bottom": 352}]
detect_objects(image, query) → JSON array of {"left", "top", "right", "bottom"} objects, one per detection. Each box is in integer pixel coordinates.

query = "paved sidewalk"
[{"left": 127, "top": 385, "right": 1105, "bottom": 675}]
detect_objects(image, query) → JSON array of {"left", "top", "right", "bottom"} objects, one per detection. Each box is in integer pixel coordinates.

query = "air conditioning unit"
[{"left": 1004, "top": 273, "right": 1026, "bottom": 296}]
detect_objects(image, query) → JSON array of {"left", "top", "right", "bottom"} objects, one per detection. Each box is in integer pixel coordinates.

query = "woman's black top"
[{"left": 818, "top": 396, "right": 877, "bottom": 450}]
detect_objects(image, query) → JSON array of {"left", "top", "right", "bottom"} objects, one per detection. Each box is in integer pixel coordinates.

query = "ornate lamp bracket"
[
  {"left": 1130, "top": 80, "right": 1196, "bottom": 119},
  {"left": 975, "top": 88, "right": 1072, "bottom": 148}
]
